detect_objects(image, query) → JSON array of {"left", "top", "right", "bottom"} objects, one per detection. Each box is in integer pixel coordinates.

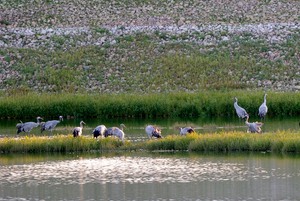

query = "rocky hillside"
[{"left": 0, "top": 0, "right": 299, "bottom": 93}]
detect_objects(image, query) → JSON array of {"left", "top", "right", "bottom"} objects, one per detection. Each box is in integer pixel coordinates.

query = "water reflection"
[
  {"left": 0, "top": 156, "right": 256, "bottom": 185},
  {"left": 1, "top": 153, "right": 300, "bottom": 200},
  {"left": 0, "top": 154, "right": 297, "bottom": 185}
]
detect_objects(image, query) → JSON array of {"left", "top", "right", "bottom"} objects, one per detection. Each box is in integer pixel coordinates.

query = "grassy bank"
[
  {"left": 0, "top": 135, "right": 128, "bottom": 153},
  {"left": 146, "top": 132, "right": 300, "bottom": 153},
  {"left": 1, "top": 1, "right": 299, "bottom": 95},
  {"left": 1, "top": 131, "right": 300, "bottom": 154},
  {"left": 1, "top": 32, "right": 299, "bottom": 93},
  {"left": 0, "top": 91, "right": 299, "bottom": 119}
]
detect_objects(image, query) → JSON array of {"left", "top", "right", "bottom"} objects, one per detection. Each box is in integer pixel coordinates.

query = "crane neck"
[
  {"left": 80, "top": 122, "right": 85, "bottom": 128},
  {"left": 245, "top": 116, "right": 250, "bottom": 124},
  {"left": 234, "top": 102, "right": 239, "bottom": 109}
]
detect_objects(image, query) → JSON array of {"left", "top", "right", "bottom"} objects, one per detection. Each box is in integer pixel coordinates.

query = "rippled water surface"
[{"left": 1, "top": 152, "right": 300, "bottom": 200}]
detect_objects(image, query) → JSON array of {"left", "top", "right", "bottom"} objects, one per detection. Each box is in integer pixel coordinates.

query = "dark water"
[
  {"left": 0, "top": 116, "right": 299, "bottom": 139},
  {"left": 1, "top": 152, "right": 300, "bottom": 200}
]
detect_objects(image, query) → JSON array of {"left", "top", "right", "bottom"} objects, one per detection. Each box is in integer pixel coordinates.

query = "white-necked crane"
[
  {"left": 234, "top": 97, "right": 249, "bottom": 120},
  {"left": 179, "top": 127, "right": 195, "bottom": 135},
  {"left": 145, "top": 125, "right": 162, "bottom": 139},
  {"left": 258, "top": 93, "right": 268, "bottom": 120},
  {"left": 245, "top": 116, "right": 263, "bottom": 133},
  {"left": 104, "top": 124, "right": 126, "bottom": 142},
  {"left": 92, "top": 125, "right": 107, "bottom": 138},
  {"left": 73, "top": 121, "right": 85, "bottom": 137}
]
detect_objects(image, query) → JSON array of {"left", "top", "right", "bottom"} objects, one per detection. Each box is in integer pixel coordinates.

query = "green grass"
[
  {"left": 1, "top": 131, "right": 300, "bottom": 154},
  {"left": 146, "top": 131, "right": 300, "bottom": 153},
  {"left": 0, "top": 135, "right": 127, "bottom": 153},
  {"left": 0, "top": 91, "right": 298, "bottom": 119},
  {"left": 0, "top": 91, "right": 299, "bottom": 119},
  {"left": 0, "top": 31, "right": 299, "bottom": 93}
]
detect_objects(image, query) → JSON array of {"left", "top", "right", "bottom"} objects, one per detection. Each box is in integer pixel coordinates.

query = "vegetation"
[
  {"left": 1, "top": 131, "right": 300, "bottom": 154},
  {"left": 153, "top": 131, "right": 300, "bottom": 153},
  {"left": 0, "top": 135, "right": 129, "bottom": 153},
  {"left": 0, "top": 91, "right": 298, "bottom": 119},
  {"left": 0, "top": 31, "right": 299, "bottom": 93}
]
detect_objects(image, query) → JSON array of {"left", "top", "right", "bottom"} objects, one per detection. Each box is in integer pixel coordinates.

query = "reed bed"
[
  {"left": 0, "top": 91, "right": 299, "bottom": 119},
  {"left": 1, "top": 131, "right": 300, "bottom": 154}
]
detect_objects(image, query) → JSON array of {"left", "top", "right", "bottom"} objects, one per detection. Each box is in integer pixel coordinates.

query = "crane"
[
  {"left": 258, "top": 94, "right": 268, "bottom": 120},
  {"left": 179, "top": 127, "right": 195, "bottom": 135},
  {"left": 104, "top": 124, "right": 126, "bottom": 141},
  {"left": 92, "top": 125, "right": 107, "bottom": 138},
  {"left": 73, "top": 121, "right": 85, "bottom": 137},
  {"left": 16, "top": 117, "right": 43, "bottom": 135},
  {"left": 245, "top": 116, "right": 263, "bottom": 133},
  {"left": 234, "top": 97, "right": 249, "bottom": 120},
  {"left": 145, "top": 125, "right": 162, "bottom": 139},
  {"left": 41, "top": 116, "right": 63, "bottom": 134}
]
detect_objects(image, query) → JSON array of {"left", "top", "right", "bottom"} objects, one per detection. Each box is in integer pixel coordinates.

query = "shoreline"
[{"left": 1, "top": 131, "right": 300, "bottom": 154}]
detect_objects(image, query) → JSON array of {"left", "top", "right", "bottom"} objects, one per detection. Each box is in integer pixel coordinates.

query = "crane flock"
[
  {"left": 234, "top": 94, "right": 267, "bottom": 133},
  {"left": 14, "top": 94, "right": 269, "bottom": 140}
]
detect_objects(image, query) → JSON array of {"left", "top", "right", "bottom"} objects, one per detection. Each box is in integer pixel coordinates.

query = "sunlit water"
[{"left": 1, "top": 152, "right": 300, "bottom": 200}]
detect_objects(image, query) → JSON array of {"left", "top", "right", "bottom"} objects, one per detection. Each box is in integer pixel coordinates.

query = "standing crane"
[
  {"left": 73, "top": 121, "right": 86, "bottom": 137},
  {"left": 258, "top": 94, "right": 268, "bottom": 120},
  {"left": 234, "top": 97, "right": 249, "bottom": 120},
  {"left": 145, "top": 125, "right": 162, "bottom": 139},
  {"left": 92, "top": 125, "right": 107, "bottom": 138},
  {"left": 41, "top": 116, "right": 63, "bottom": 134},
  {"left": 104, "top": 124, "right": 126, "bottom": 142},
  {"left": 245, "top": 116, "right": 263, "bottom": 133},
  {"left": 16, "top": 117, "right": 43, "bottom": 135},
  {"left": 179, "top": 127, "right": 195, "bottom": 135}
]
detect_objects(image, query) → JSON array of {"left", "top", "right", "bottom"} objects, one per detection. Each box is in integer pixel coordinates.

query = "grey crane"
[
  {"left": 234, "top": 97, "right": 249, "bottom": 120},
  {"left": 145, "top": 125, "right": 162, "bottom": 139},
  {"left": 104, "top": 124, "right": 126, "bottom": 142},
  {"left": 16, "top": 116, "right": 43, "bottom": 134},
  {"left": 92, "top": 125, "right": 107, "bottom": 138},
  {"left": 258, "top": 94, "right": 268, "bottom": 120},
  {"left": 179, "top": 127, "right": 195, "bottom": 135},
  {"left": 245, "top": 116, "right": 263, "bottom": 133},
  {"left": 73, "top": 121, "right": 85, "bottom": 137},
  {"left": 41, "top": 116, "right": 63, "bottom": 134}
]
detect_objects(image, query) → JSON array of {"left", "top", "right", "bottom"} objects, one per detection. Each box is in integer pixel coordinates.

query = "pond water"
[
  {"left": 0, "top": 116, "right": 299, "bottom": 140},
  {"left": 1, "top": 152, "right": 300, "bottom": 200}
]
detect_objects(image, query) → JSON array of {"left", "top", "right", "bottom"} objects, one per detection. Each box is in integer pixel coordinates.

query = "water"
[
  {"left": 1, "top": 117, "right": 299, "bottom": 200},
  {"left": 0, "top": 116, "right": 299, "bottom": 139},
  {"left": 1, "top": 152, "right": 300, "bottom": 200}
]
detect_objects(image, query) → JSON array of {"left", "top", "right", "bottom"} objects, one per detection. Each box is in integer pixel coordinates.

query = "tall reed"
[{"left": 0, "top": 91, "right": 299, "bottom": 119}]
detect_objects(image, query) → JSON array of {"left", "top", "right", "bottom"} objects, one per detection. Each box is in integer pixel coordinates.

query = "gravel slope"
[{"left": 0, "top": 0, "right": 299, "bottom": 93}]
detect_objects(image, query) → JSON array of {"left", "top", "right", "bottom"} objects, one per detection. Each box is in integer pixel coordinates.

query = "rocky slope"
[{"left": 0, "top": 0, "right": 299, "bottom": 93}]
